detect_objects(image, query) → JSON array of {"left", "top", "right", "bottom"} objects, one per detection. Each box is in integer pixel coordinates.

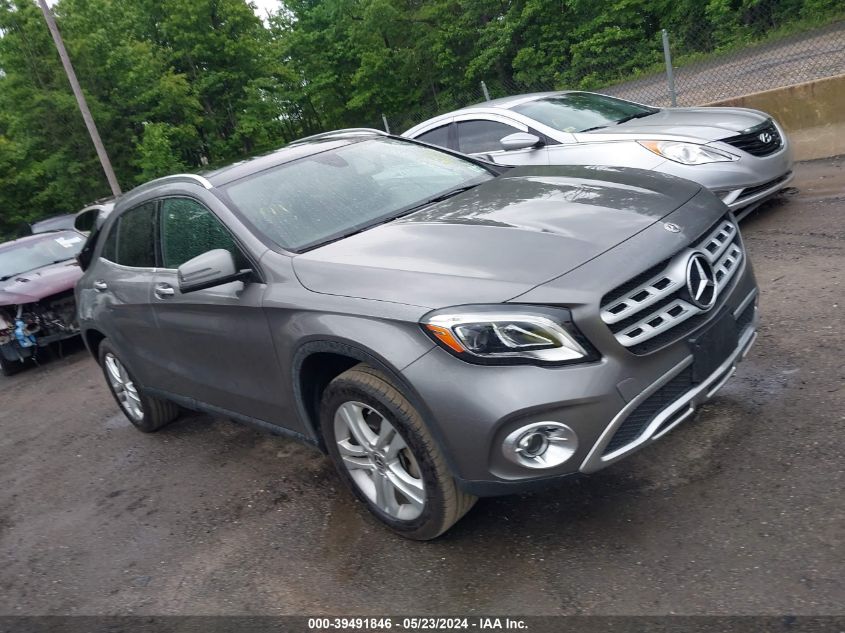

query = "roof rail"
[
  {"left": 149, "top": 173, "right": 214, "bottom": 189},
  {"left": 129, "top": 173, "right": 214, "bottom": 195},
  {"left": 290, "top": 128, "right": 389, "bottom": 145}
]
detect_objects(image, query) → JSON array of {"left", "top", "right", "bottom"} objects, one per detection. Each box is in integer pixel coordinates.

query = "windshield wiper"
[
  {"left": 615, "top": 110, "right": 658, "bottom": 125},
  {"left": 421, "top": 184, "right": 479, "bottom": 206},
  {"left": 579, "top": 125, "right": 608, "bottom": 133}
]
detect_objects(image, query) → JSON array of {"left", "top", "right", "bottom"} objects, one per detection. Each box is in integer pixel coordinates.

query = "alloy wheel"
[
  {"left": 104, "top": 353, "right": 144, "bottom": 422},
  {"left": 334, "top": 401, "right": 425, "bottom": 520}
]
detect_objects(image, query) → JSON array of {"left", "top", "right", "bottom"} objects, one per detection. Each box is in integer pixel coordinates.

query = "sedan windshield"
[
  {"left": 223, "top": 137, "right": 493, "bottom": 251},
  {"left": 0, "top": 231, "right": 85, "bottom": 280},
  {"left": 512, "top": 92, "right": 658, "bottom": 133}
]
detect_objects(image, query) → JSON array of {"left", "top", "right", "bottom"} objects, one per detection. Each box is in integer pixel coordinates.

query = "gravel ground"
[{"left": 0, "top": 157, "right": 842, "bottom": 616}]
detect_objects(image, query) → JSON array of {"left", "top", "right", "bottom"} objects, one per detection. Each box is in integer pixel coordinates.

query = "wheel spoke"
[
  {"left": 105, "top": 357, "right": 122, "bottom": 384},
  {"left": 374, "top": 472, "right": 399, "bottom": 515},
  {"left": 383, "top": 432, "right": 406, "bottom": 459},
  {"left": 374, "top": 417, "right": 396, "bottom": 450},
  {"left": 338, "top": 403, "right": 376, "bottom": 447},
  {"left": 386, "top": 462, "right": 425, "bottom": 509},
  {"left": 125, "top": 384, "right": 141, "bottom": 402},
  {"left": 337, "top": 439, "right": 374, "bottom": 471}
]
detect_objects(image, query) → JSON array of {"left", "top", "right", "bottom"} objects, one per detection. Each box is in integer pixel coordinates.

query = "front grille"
[
  {"left": 600, "top": 215, "right": 744, "bottom": 354},
  {"left": 720, "top": 120, "right": 782, "bottom": 157},
  {"left": 603, "top": 367, "right": 694, "bottom": 455}
]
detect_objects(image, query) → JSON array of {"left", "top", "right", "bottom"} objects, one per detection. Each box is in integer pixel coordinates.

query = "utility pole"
[{"left": 37, "top": 0, "right": 122, "bottom": 197}]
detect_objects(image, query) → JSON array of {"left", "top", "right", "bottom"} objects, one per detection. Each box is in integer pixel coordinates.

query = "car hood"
[
  {"left": 0, "top": 260, "right": 82, "bottom": 306},
  {"left": 586, "top": 107, "right": 769, "bottom": 142},
  {"left": 293, "top": 165, "right": 700, "bottom": 308}
]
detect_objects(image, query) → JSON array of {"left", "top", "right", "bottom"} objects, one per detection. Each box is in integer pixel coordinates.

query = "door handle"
[
  {"left": 93, "top": 280, "right": 108, "bottom": 292},
  {"left": 154, "top": 283, "right": 175, "bottom": 299}
]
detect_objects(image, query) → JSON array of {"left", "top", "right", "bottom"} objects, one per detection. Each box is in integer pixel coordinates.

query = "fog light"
[{"left": 503, "top": 422, "right": 578, "bottom": 469}]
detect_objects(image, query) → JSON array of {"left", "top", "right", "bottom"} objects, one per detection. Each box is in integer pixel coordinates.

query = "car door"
[
  {"left": 87, "top": 201, "right": 161, "bottom": 387},
  {"left": 454, "top": 115, "right": 549, "bottom": 166},
  {"left": 147, "top": 196, "right": 286, "bottom": 424}
]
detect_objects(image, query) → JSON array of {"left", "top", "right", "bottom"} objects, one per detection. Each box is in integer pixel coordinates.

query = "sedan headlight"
[
  {"left": 638, "top": 140, "right": 738, "bottom": 165},
  {"left": 421, "top": 306, "right": 596, "bottom": 366}
]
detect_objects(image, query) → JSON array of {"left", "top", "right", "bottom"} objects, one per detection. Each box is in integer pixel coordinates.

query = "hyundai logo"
[
  {"left": 758, "top": 131, "right": 773, "bottom": 144},
  {"left": 685, "top": 253, "right": 716, "bottom": 310},
  {"left": 663, "top": 222, "right": 681, "bottom": 233}
]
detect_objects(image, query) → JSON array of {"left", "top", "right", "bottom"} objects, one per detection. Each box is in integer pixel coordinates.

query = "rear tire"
[
  {"left": 98, "top": 339, "right": 179, "bottom": 432},
  {"left": 320, "top": 364, "right": 476, "bottom": 540}
]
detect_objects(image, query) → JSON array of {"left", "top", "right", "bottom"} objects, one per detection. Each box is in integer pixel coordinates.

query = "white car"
[{"left": 403, "top": 91, "right": 793, "bottom": 218}]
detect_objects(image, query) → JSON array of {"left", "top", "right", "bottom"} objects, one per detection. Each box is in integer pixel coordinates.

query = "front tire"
[
  {"left": 98, "top": 339, "right": 179, "bottom": 432},
  {"left": 320, "top": 364, "right": 476, "bottom": 540}
]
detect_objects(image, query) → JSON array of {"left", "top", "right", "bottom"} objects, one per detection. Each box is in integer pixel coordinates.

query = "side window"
[
  {"left": 457, "top": 120, "right": 521, "bottom": 154},
  {"left": 100, "top": 222, "right": 118, "bottom": 262},
  {"left": 116, "top": 202, "right": 157, "bottom": 268},
  {"left": 160, "top": 198, "right": 244, "bottom": 269},
  {"left": 415, "top": 125, "right": 451, "bottom": 149}
]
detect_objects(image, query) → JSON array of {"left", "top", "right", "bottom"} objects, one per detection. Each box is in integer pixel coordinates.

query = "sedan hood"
[
  {"left": 0, "top": 260, "right": 82, "bottom": 306},
  {"left": 293, "top": 166, "right": 700, "bottom": 308},
  {"left": 590, "top": 107, "right": 768, "bottom": 142}
]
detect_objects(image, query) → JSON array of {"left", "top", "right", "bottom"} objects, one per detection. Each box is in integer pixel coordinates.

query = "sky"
[{"left": 249, "top": 0, "right": 281, "bottom": 21}]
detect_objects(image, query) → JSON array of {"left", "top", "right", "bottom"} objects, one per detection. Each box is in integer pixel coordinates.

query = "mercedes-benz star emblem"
[
  {"left": 663, "top": 222, "right": 681, "bottom": 233},
  {"left": 758, "top": 131, "right": 773, "bottom": 144},
  {"left": 685, "top": 253, "right": 717, "bottom": 310}
]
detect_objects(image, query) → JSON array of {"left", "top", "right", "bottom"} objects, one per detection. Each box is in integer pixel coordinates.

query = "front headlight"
[
  {"left": 638, "top": 140, "right": 738, "bottom": 165},
  {"left": 421, "top": 306, "right": 596, "bottom": 365}
]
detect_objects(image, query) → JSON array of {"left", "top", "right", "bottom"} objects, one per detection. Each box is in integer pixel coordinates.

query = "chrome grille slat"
[
  {"left": 600, "top": 273, "right": 684, "bottom": 325},
  {"left": 714, "top": 243, "right": 743, "bottom": 284},
  {"left": 700, "top": 220, "right": 736, "bottom": 263},
  {"left": 612, "top": 298, "right": 698, "bottom": 347},
  {"left": 601, "top": 216, "right": 745, "bottom": 350}
]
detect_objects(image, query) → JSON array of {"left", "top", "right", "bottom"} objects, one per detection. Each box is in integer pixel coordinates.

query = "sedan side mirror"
[
  {"left": 73, "top": 208, "right": 99, "bottom": 234},
  {"left": 178, "top": 249, "right": 251, "bottom": 294},
  {"left": 500, "top": 132, "right": 544, "bottom": 151}
]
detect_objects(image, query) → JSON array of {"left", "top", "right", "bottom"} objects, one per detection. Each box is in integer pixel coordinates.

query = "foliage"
[{"left": 0, "top": 0, "right": 842, "bottom": 236}]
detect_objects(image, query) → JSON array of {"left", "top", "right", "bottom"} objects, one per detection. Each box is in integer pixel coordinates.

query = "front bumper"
[
  {"left": 580, "top": 304, "right": 757, "bottom": 473},
  {"left": 654, "top": 127, "right": 793, "bottom": 216},
  {"left": 401, "top": 254, "right": 758, "bottom": 496}
]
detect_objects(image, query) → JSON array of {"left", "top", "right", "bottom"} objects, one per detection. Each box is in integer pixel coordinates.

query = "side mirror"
[
  {"left": 500, "top": 132, "right": 543, "bottom": 151},
  {"left": 74, "top": 209, "right": 98, "bottom": 234},
  {"left": 178, "top": 249, "right": 251, "bottom": 294}
]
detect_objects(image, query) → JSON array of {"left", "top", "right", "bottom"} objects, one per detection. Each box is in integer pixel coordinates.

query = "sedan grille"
[
  {"left": 720, "top": 120, "right": 782, "bottom": 157},
  {"left": 601, "top": 216, "right": 744, "bottom": 354}
]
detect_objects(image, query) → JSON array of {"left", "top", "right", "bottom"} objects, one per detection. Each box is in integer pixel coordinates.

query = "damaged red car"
[{"left": 0, "top": 230, "right": 85, "bottom": 375}]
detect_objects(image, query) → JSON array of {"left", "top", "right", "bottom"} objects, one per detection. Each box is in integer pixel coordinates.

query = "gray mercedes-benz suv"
[{"left": 76, "top": 129, "right": 758, "bottom": 539}]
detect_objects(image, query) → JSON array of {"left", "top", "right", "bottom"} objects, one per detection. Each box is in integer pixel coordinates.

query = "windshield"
[
  {"left": 0, "top": 232, "right": 85, "bottom": 280},
  {"left": 223, "top": 137, "right": 493, "bottom": 251},
  {"left": 512, "top": 92, "right": 658, "bottom": 133}
]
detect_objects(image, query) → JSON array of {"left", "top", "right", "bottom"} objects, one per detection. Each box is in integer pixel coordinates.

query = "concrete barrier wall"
[{"left": 706, "top": 73, "right": 845, "bottom": 161}]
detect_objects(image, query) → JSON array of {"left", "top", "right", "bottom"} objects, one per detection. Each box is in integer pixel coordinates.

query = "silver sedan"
[{"left": 403, "top": 91, "right": 793, "bottom": 218}]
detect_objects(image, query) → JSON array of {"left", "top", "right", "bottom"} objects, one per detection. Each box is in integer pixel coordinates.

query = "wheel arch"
[
  {"left": 82, "top": 327, "right": 107, "bottom": 360},
  {"left": 291, "top": 339, "right": 452, "bottom": 471}
]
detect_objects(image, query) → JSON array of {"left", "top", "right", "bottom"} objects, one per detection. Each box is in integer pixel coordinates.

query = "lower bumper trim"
[{"left": 579, "top": 324, "right": 757, "bottom": 474}]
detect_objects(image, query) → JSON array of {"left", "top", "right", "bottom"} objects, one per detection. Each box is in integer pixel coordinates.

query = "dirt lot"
[{"left": 0, "top": 158, "right": 842, "bottom": 616}]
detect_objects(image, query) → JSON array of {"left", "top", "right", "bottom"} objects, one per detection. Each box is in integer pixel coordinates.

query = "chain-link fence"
[{"left": 383, "top": 17, "right": 845, "bottom": 134}]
